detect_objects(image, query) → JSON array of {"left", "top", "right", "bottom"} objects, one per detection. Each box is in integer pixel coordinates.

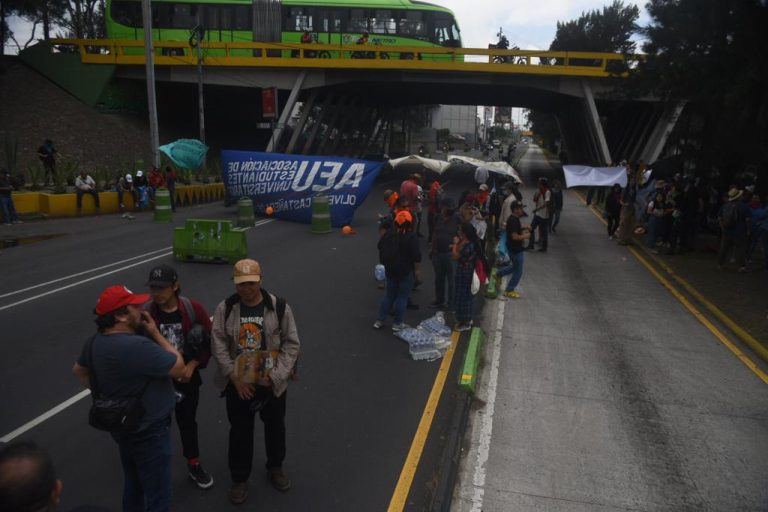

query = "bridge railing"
[{"left": 48, "top": 38, "right": 641, "bottom": 78}]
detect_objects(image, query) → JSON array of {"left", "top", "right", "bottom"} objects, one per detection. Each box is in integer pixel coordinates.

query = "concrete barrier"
[{"left": 10, "top": 183, "right": 225, "bottom": 218}]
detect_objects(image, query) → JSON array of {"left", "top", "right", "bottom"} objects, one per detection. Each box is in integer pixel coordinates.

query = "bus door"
[{"left": 253, "top": 0, "right": 282, "bottom": 56}]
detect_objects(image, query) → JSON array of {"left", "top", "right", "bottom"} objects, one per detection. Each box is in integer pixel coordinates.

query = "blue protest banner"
[{"left": 221, "top": 151, "right": 384, "bottom": 227}]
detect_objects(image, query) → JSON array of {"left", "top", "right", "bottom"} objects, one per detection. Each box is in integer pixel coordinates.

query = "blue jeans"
[
  {"left": 431, "top": 252, "right": 454, "bottom": 306},
  {"left": 496, "top": 251, "right": 524, "bottom": 292},
  {"left": 112, "top": 419, "right": 173, "bottom": 512},
  {"left": 1, "top": 195, "right": 18, "bottom": 223},
  {"left": 378, "top": 271, "right": 415, "bottom": 324}
]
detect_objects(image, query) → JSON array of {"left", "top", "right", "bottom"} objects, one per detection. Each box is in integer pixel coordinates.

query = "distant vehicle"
[{"left": 492, "top": 139, "right": 501, "bottom": 147}]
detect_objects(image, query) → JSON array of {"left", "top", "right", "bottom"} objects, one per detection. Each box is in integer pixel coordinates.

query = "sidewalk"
[{"left": 451, "top": 187, "right": 768, "bottom": 511}]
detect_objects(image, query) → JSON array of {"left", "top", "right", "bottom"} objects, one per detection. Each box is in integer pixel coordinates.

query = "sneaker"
[
  {"left": 12, "top": 220, "right": 22, "bottom": 224},
  {"left": 228, "top": 481, "right": 248, "bottom": 504},
  {"left": 188, "top": 463, "right": 213, "bottom": 489},
  {"left": 392, "top": 323, "right": 407, "bottom": 332},
  {"left": 453, "top": 322, "right": 472, "bottom": 332},
  {"left": 504, "top": 290, "right": 521, "bottom": 299},
  {"left": 373, "top": 320, "right": 384, "bottom": 329},
  {"left": 268, "top": 467, "right": 291, "bottom": 492},
  {"left": 738, "top": 266, "right": 747, "bottom": 273}
]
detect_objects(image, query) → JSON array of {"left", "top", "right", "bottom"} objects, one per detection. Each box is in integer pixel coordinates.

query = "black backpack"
[{"left": 378, "top": 229, "right": 401, "bottom": 271}]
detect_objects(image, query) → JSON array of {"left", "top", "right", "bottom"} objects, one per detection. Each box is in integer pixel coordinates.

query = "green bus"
[{"left": 106, "top": 0, "right": 462, "bottom": 59}]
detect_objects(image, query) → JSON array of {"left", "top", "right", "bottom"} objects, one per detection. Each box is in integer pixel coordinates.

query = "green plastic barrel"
[
  {"left": 310, "top": 192, "right": 332, "bottom": 234},
  {"left": 237, "top": 197, "right": 255, "bottom": 228},
  {"left": 154, "top": 187, "right": 173, "bottom": 223}
]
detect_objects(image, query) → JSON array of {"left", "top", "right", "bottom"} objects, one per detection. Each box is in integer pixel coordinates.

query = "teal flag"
[{"left": 159, "top": 139, "right": 209, "bottom": 169}]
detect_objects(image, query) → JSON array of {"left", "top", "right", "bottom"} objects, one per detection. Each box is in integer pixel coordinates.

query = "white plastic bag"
[{"left": 471, "top": 270, "right": 480, "bottom": 295}]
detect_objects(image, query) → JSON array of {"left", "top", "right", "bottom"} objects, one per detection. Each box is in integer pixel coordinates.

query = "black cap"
[
  {"left": 510, "top": 200, "right": 524, "bottom": 210},
  {"left": 146, "top": 264, "right": 178, "bottom": 287}
]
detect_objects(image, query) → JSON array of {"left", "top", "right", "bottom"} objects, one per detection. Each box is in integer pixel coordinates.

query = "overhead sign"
[
  {"left": 562, "top": 165, "right": 627, "bottom": 188},
  {"left": 262, "top": 87, "right": 277, "bottom": 119},
  {"left": 221, "top": 151, "right": 384, "bottom": 227}
]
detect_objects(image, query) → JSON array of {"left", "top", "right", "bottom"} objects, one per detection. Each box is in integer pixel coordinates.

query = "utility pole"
[
  {"left": 191, "top": 24, "right": 206, "bottom": 143},
  {"left": 141, "top": 0, "right": 160, "bottom": 168}
]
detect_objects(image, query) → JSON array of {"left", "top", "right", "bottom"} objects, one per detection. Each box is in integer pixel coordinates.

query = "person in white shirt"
[{"left": 75, "top": 170, "right": 100, "bottom": 213}]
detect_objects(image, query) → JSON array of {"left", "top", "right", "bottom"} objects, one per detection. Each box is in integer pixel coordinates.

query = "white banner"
[{"left": 562, "top": 165, "right": 627, "bottom": 188}]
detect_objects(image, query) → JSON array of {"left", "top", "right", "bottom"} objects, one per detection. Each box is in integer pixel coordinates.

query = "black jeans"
[
  {"left": 225, "top": 383, "right": 286, "bottom": 483},
  {"left": 529, "top": 215, "right": 550, "bottom": 250},
  {"left": 174, "top": 381, "right": 200, "bottom": 460},
  {"left": 76, "top": 189, "right": 100, "bottom": 209},
  {"left": 606, "top": 214, "right": 619, "bottom": 236}
]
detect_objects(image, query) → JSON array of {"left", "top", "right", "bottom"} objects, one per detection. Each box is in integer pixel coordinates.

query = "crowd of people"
[
  {"left": 584, "top": 163, "right": 767, "bottom": 271},
  {"left": 1, "top": 260, "right": 299, "bottom": 511},
  {"left": 373, "top": 169, "right": 563, "bottom": 332}
]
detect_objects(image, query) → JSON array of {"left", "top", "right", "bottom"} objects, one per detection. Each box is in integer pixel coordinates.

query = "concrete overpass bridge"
[{"left": 25, "top": 39, "right": 683, "bottom": 166}]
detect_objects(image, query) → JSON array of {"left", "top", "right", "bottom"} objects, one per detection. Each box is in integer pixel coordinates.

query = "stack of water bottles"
[{"left": 395, "top": 312, "right": 453, "bottom": 361}]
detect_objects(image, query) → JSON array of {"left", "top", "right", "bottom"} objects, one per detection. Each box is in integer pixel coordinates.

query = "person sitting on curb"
[
  {"left": 117, "top": 173, "right": 137, "bottom": 220},
  {"left": 75, "top": 170, "right": 101, "bottom": 215},
  {"left": 0, "top": 169, "right": 21, "bottom": 225}
]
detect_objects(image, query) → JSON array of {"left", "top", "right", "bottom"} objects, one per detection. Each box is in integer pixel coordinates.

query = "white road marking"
[
  {"left": 0, "top": 247, "right": 172, "bottom": 299},
  {"left": 0, "top": 390, "right": 91, "bottom": 443},
  {"left": 469, "top": 298, "right": 505, "bottom": 512},
  {"left": 0, "top": 219, "right": 275, "bottom": 441},
  {"left": 0, "top": 252, "right": 173, "bottom": 312}
]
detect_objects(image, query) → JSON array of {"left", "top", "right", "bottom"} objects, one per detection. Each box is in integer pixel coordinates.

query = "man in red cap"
[{"left": 72, "top": 285, "right": 185, "bottom": 512}]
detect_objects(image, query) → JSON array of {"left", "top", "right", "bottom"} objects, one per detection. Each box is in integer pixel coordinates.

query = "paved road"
[
  {"left": 453, "top": 145, "right": 768, "bottom": 511},
  {"left": 0, "top": 166, "right": 487, "bottom": 511}
]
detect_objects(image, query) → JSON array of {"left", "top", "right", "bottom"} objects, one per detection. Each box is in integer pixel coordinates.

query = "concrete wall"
[{"left": 11, "top": 184, "right": 225, "bottom": 218}]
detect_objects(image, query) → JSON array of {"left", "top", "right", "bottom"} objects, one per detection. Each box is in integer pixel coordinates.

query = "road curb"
[{"left": 458, "top": 327, "right": 485, "bottom": 394}]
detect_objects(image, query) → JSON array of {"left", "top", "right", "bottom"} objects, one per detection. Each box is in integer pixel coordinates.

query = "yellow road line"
[
  {"left": 388, "top": 331, "right": 462, "bottom": 512},
  {"left": 573, "top": 190, "right": 768, "bottom": 384}
]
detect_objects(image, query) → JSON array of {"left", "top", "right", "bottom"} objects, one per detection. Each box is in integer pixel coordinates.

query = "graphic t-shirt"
[
  {"left": 235, "top": 302, "right": 275, "bottom": 384},
  {"left": 156, "top": 309, "right": 184, "bottom": 352}
]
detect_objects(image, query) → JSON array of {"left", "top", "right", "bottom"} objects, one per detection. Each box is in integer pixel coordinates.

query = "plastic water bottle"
[
  {"left": 410, "top": 345, "right": 443, "bottom": 361},
  {"left": 374, "top": 264, "right": 386, "bottom": 282}
]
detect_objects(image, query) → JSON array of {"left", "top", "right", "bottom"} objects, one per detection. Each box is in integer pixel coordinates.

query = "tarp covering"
[
  {"left": 562, "top": 165, "right": 627, "bottom": 188},
  {"left": 221, "top": 150, "right": 383, "bottom": 227},
  {"left": 159, "top": 139, "right": 209, "bottom": 170},
  {"left": 447, "top": 154, "right": 522, "bottom": 183},
  {"left": 388, "top": 155, "right": 451, "bottom": 174}
]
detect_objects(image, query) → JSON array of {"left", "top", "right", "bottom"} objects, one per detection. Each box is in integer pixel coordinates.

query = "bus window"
[
  {"left": 233, "top": 5, "right": 250, "bottom": 31},
  {"left": 219, "top": 6, "right": 233, "bottom": 31},
  {"left": 111, "top": 0, "right": 142, "bottom": 28},
  {"left": 372, "top": 10, "right": 395, "bottom": 34},
  {"left": 398, "top": 11, "right": 425, "bottom": 39},
  {"left": 286, "top": 7, "right": 312, "bottom": 31},
  {"left": 152, "top": 3, "right": 172, "bottom": 29},
  {"left": 347, "top": 9, "right": 369, "bottom": 33},
  {"left": 203, "top": 5, "right": 220, "bottom": 31},
  {"left": 171, "top": 3, "right": 198, "bottom": 29},
  {"left": 428, "top": 13, "right": 461, "bottom": 47}
]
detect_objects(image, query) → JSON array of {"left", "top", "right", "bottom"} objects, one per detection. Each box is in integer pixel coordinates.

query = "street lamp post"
[{"left": 141, "top": 0, "right": 160, "bottom": 168}]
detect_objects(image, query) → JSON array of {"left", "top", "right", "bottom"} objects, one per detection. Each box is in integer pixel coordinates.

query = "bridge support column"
[
  {"left": 639, "top": 102, "right": 686, "bottom": 164},
  {"left": 266, "top": 70, "right": 307, "bottom": 153},
  {"left": 301, "top": 93, "right": 335, "bottom": 155},
  {"left": 581, "top": 79, "right": 612, "bottom": 165},
  {"left": 286, "top": 89, "right": 318, "bottom": 154}
]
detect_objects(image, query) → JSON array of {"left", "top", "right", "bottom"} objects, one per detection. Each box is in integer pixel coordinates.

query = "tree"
[
  {"left": 638, "top": 0, "right": 768, "bottom": 185},
  {"left": 530, "top": 1, "right": 639, "bottom": 146},
  {"left": 549, "top": 1, "right": 639, "bottom": 54}
]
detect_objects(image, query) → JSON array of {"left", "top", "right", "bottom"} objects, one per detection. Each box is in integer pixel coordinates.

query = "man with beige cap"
[{"left": 211, "top": 259, "right": 300, "bottom": 505}]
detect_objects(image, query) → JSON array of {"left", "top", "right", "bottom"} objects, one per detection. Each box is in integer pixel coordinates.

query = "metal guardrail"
[{"left": 49, "top": 38, "right": 639, "bottom": 78}]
